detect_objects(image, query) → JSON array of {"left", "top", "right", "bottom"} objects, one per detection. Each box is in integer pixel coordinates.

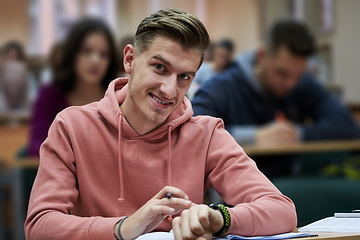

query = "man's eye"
[
  {"left": 154, "top": 64, "right": 165, "bottom": 71},
  {"left": 178, "top": 74, "right": 190, "bottom": 80}
]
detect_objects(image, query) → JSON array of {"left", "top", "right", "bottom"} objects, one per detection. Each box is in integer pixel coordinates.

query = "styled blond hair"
[{"left": 135, "top": 8, "right": 210, "bottom": 62}]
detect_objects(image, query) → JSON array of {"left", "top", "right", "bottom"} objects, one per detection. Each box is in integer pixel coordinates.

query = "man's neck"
[{"left": 120, "top": 97, "right": 162, "bottom": 136}]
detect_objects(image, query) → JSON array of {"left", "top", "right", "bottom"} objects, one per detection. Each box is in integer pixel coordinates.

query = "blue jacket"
[{"left": 192, "top": 52, "right": 360, "bottom": 145}]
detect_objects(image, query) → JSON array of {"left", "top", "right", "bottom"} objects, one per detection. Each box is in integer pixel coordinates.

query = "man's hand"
[
  {"left": 172, "top": 204, "right": 224, "bottom": 240},
  {"left": 114, "top": 186, "right": 192, "bottom": 240},
  {"left": 256, "top": 121, "right": 299, "bottom": 145}
]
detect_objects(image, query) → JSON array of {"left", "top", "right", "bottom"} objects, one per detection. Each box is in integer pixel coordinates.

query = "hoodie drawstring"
[
  {"left": 167, "top": 126, "right": 172, "bottom": 187},
  {"left": 118, "top": 116, "right": 124, "bottom": 202},
  {"left": 167, "top": 125, "right": 173, "bottom": 223},
  {"left": 117, "top": 123, "right": 173, "bottom": 203}
]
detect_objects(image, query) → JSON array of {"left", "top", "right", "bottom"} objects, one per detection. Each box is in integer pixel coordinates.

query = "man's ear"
[{"left": 123, "top": 44, "right": 135, "bottom": 74}]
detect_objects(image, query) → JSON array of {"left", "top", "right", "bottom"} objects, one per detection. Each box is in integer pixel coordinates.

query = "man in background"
[
  {"left": 192, "top": 20, "right": 360, "bottom": 178},
  {"left": 187, "top": 39, "right": 235, "bottom": 100}
]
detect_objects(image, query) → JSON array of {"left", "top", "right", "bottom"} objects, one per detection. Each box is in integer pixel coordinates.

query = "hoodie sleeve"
[
  {"left": 24, "top": 114, "right": 122, "bottom": 240},
  {"left": 205, "top": 119, "right": 297, "bottom": 236}
]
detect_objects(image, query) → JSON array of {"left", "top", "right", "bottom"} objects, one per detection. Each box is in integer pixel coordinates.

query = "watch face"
[{"left": 209, "top": 203, "right": 222, "bottom": 210}]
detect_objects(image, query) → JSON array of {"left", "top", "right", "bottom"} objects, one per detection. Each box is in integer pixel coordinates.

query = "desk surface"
[
  {"left": 296, "top": 231, "right": 360, "bottom": 240},
  {"left": 2, "top": 124, "right": 360, "bottom": 169},
  {"left": 243, "top": 140, "right": 360, "bottom": 156},
  {"left": 0, "top": 111, "right": 30, "bottom": 124},
  {"left": 0, "top": 124, "right": 28, "bottom": 168}
]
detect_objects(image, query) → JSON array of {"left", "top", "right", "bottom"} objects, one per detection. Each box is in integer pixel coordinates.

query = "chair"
[{"left": 273, "top": 177, "right": 360, "bottom": 227}]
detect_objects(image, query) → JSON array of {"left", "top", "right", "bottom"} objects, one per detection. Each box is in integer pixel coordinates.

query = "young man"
[
  {"left": 188, "top": 39, "right": 235, "bottom": 100},
  {"left": 25, "top": 9, "right": 296, "bottom": 240},
  {"left": 192, "top": 20, "right": 360, "bottom": 178}
]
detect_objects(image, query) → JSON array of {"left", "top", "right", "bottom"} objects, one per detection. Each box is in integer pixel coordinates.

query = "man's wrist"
[
  {"left": 114, "top": 221, "right": 120, "bottom": 239},
  {"left": 114, "top": 216, "right": 129, "bottom": 240},
  {"left": 209, "top": 203, "right": 231, "bottom": 236}
]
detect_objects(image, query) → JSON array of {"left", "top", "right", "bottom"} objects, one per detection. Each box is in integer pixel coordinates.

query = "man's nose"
[{"left": 159, "top": 74, "right": 177, "bottom": 99}]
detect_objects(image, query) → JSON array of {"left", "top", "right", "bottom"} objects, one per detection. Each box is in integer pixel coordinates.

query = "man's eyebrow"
[
  {"left": 185, "top": 71, "right": 197, "bottom": 77},
  {"left": 152, "top": 54, "right": 171, "bottom": 66},
  {"left": 152, "top": 54, "right": 197, "bottom": 76}
]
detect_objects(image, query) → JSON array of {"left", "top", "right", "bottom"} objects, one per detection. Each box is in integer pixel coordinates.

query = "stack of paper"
[
  {"left": 135, "top": 231, "right": 317, "bottom": 240},
  {"left": 298, "top": 216, "right": 360, "bottom": 233}
]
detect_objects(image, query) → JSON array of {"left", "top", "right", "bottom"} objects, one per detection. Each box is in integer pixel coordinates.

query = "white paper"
[
  {"left": 135, "top": 231, "right": 315, "bottom": 240},
  {"left": 334, "top": 213, "right": 360, "bottom": 218},
  {"left": 222, "top": 232, "right": 317, "bottom": 240},
  {"left": 135, "top": 231, "right": 174, "bottom": 240},
  {"left": 298, "top": 216, "right": 360, "bottom": 232}
]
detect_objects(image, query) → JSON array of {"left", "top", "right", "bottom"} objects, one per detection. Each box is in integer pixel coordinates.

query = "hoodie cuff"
[
  {"left": 88, "top": 217, "right": 124, "bottom": 240},
  {"left": 227, "top": 205, "right": 255, "bottom": 236}
]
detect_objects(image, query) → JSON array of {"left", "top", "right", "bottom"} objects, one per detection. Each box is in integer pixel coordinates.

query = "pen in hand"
[{"left": 165, "top": 192, "right": 172, "bottom": 199}]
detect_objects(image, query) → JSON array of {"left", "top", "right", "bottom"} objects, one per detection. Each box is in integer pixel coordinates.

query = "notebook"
[
  {"left": 298, "top": 216, "right": 360, "bottom": 233},
  {"left": 135, "top": 231, "right": 317, "bottom": 240}
]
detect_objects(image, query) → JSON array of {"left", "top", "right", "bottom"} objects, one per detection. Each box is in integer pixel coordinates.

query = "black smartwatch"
[{"left": 209, "top": 203, "right": 231, "bottom": 236}]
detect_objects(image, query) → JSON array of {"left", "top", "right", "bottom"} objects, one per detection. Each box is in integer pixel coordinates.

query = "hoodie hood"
[
  {"left": 97, "top": 78, "right": 193, "bottom": 141},
  {"left": 97, "top": 78, "right": 193, "bottom": 202}
]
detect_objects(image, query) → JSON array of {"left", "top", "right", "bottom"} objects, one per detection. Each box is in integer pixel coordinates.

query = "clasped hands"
[{"left": 114, "top": 186, "right": 224, "bottom": 240}]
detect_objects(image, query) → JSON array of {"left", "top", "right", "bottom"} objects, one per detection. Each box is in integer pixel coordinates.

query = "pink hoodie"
[{"left": 25, "top": 78, "right": 297, "bottom": 240}]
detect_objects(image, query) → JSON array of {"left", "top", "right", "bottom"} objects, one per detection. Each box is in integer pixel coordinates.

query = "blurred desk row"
[
  {"left": 2, "top": 124, "right": 360, "bottom": 168},
  {"left": 244, "top": 141, "right": 360, "bottom": 156}
]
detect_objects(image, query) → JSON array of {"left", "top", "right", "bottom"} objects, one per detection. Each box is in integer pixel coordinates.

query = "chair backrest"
[{"left": 273, "top": 177, "right": 360, "bottom": 227}]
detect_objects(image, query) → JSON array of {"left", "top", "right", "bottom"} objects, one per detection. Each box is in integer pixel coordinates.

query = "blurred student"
[
  {"left": 192, "top": 20, "right": 360, "bottom": 178},
  {"left": 194, "top": 39, "right": 234, "bottom": 86},
  {"left": 0, "top": 41, "right": 29, "bottom": 112},
  {"left": 188, "top": 39, "right": 234, "bottom": 100},
  {"left": 28, "top": 18, "right": 119, "bottom": 157},
  {"left": 203, "top": 42, "right": 215, "bottom": 63},
  {"left": 39, "top": 42, "right": 64, "bottom": 85}
]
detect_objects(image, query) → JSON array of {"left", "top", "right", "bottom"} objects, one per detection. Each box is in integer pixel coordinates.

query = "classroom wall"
[
  {"left": 260, "top": 0, "right": 289, "bottom": 32},
  {"left": 332, "top": 0, "right": 360, "bottom": 102},
  {"left": 260, "top": 0, "right": 360, "bottom": 103},
  {"left": 116, "top": 0, "right": 261, "bottom": 53},
  {"left": 0, "top": 0, "right": 28, "bottom": 48}
]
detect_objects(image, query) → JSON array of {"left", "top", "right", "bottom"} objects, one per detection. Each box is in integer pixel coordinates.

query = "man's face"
[
  {"left": 260, "top": 46, "right": 307, "bottom": 98},
  {"left": 213, "top": 47, "right": 232, "bottom": 71},
  {"left": 124, "top": 36, "right": 201, "bottom": 126}
]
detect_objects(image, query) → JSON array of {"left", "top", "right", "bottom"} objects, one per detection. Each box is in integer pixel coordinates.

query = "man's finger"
[
  {"left": 197, "top": 205, "right": 211, "bottom": 230},
  {"left": 148, "top": 205, "right": 176, "bottom": 216},
  {"left": 154, "top": 186, "right": 189, "bottom": 200},
  {"left": 172, "top": 217, "right": 182, "bottom": 240},
  {"left": 189, "top": 207, "right": 206, "bottom": 236},
  {"left": 180, "top": 210, "right": 198, "bottom": 239}
]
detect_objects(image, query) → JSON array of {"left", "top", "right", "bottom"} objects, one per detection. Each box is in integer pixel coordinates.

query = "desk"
[
  {"left": 296, "top": 231, "right": 360, "bottom": 240},
  {"left": 243, "top": 140, "right": 360, "bottom": 156},
  {"left": 0, "top": 111, "right": 30, "bottom": 125},
  {"left": 0, "top": 124, "right": 28, "bottom": 168},
  {"left": 0, "top": 125, "right": 29, "bottom": 240}
]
